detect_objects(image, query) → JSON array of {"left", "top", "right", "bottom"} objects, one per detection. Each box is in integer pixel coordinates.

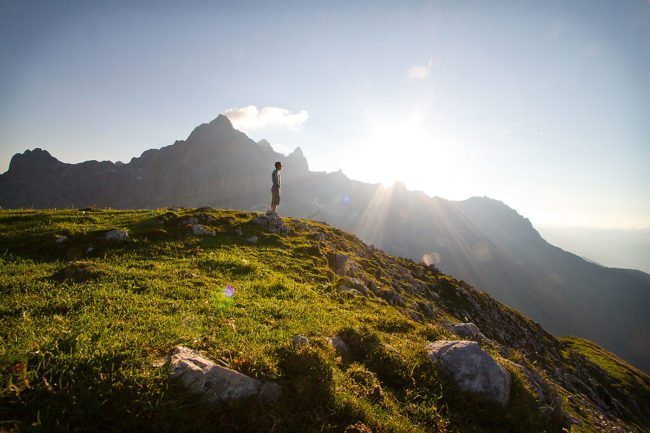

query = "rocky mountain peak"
[
  {"left": 185, "top": 114, "right": 237, "bottom": 145},
  {"left": 286, "top": 146, "right": 309, "bottom": 171},
  {"left": 257, "top": 139, "right": 272, "bottom": 151},
  {"left": 7, "top": 148, "right": 61, "bottom": 174}
]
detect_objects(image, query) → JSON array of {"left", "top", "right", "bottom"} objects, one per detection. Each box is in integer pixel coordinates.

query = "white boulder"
[{"left": 427, "top": 340, "right": 511, "bottom": 406}]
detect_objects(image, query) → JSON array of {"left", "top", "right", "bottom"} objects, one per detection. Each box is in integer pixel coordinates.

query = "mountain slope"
[
  {"left": 1, "top": 114, "right": 648, "bottom": 373},
  {"left": 0, "top": 208, "right": 648, "bottom": 432}
]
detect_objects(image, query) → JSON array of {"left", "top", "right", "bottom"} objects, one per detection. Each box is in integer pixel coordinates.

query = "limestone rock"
[
  {"left": 427, "top": 340, "right": 511, "bottom": 406},
  {"left": 265, "top": 211, "right": 289, "bottom": 235},
  {"left": 247, "top": 236, "right": 258, "bottom": 244},
  {"left": 251, "top": 211, "right": 289, "bottom": 235},
  {"left": 168, "top": 346, "right": 280, "bottom": 404},
  {"left": 327, "top": 253, "right": 349, "bottom": 276},
  {"left": 339, "top": 277, "right": 369, "bottom": 294},
  {"left": 192, "top": 224, "right": 215, "bottom": 236},
  {"left": 105, "top": 229, "right": 128, "bottom": 241},
  {"left": 453, "top": 323, "right": 486, "bottom": 341},
  {"left": 292, "top": 335, "right": 309, "bottom": 348}
]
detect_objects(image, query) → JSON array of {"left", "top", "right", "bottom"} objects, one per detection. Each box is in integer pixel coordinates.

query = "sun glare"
[{"left": 350, "top": 113, "right": 431, "bottom": 185}]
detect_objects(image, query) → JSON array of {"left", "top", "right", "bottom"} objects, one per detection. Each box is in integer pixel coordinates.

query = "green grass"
[
  {"left": 0, "top": 208, "right": 645, "bottom": 432},
  {"left": 559, "top": 336, "right": 650, "bottom": 430}
]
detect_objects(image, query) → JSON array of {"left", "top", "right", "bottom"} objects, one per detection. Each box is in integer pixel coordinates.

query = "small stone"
[
  {"left": 185, "top": 216, "right": 200, "bottom": 225},
  {"left": 184, "top": 271, "right": 198, "bottom": 278},
  {"left": 453, "top": 323, "right": 486, "bottom": 341},
  {"left": 247, "top": 236, "right": 258, "bottom": 244},
  {"left": 86, "top": 247, "right": 94, "bottom": 254},
  {"left": 292, "top": 335, "right": 309, "bottom": 348},
  {"left": 192, "top": 224, "right": 215, "bottom": 236},
  {"left": 105, "top": 229, "right": 128, "bottom": 241},
  {"left": 235, "top": 228, "right": 243, "bottom": 236},
  {"left": 55, "top": 236, "right": 67, "bottom": 244}
]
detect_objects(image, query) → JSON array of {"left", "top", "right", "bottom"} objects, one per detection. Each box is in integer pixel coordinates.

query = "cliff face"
[
  {"left": 1, "top": 115, "right": 649, "bottom": 374},
  {"left": 0, "top": 208, "right": 648, "bottom": 432}
]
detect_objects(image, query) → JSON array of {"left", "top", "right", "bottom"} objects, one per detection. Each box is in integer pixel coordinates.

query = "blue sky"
[{"left": 1, "top": 0, "right": 649, "bottom": 228}]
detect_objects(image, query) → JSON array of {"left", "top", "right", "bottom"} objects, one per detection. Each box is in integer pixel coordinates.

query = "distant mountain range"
[
  {"left": 538, "top": 225, "right": 650, "bottom": 274},
  {"left": 2, "top": 114, "right": 649, "bottom": 372}
]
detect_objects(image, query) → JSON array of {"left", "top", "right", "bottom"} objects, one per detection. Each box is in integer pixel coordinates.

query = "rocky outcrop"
[
  {"left": 427, "top": 340, "right": 511, "bottom": 406},
  {"left": 252, "top": 211, "right": 289, "bottom": 235}
]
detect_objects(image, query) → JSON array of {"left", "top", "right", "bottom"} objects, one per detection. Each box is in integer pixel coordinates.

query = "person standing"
[{"left": 271, "top": 161, "right": 282, "bottom": 213}]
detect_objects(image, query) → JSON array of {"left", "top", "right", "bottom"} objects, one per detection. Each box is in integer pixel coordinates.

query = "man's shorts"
[{"left": 271, "top": 186, "right": 281, "bottom": 206}]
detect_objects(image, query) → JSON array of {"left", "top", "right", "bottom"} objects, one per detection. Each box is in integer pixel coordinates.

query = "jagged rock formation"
[{"left": 1, "top": 115, "right": 649, "bottom": 373}]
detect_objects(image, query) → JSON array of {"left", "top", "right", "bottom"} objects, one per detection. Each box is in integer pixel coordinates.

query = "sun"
[{"left": 347, "top": 113, "right": 432, "bottom": 186}]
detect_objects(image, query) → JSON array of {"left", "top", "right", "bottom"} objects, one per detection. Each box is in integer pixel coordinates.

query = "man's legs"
[{"left": 271, "top": 187, "right": 280, "bottom": 213}]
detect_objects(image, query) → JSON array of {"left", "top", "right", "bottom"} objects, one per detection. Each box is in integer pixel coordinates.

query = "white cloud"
[
  {"left": 407, "top": 58, "right": 433, "bottom": 80},
  {"left": 225, "top": 105, "right": 309, "bottom": 131}
]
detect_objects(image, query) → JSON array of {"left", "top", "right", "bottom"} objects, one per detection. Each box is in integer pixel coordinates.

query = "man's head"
[{"left": 274, "top": 161, "right": 282, "bottom": 170}]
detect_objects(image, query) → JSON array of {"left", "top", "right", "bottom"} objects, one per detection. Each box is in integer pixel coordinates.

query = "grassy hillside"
[{"left": 0, "top": 208, "right": 648, "bottom": 432}]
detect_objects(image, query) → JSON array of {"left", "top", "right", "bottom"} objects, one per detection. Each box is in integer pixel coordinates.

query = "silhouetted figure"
[{"left": 271, "top": 161, "right": 282, "bottom": 212}]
